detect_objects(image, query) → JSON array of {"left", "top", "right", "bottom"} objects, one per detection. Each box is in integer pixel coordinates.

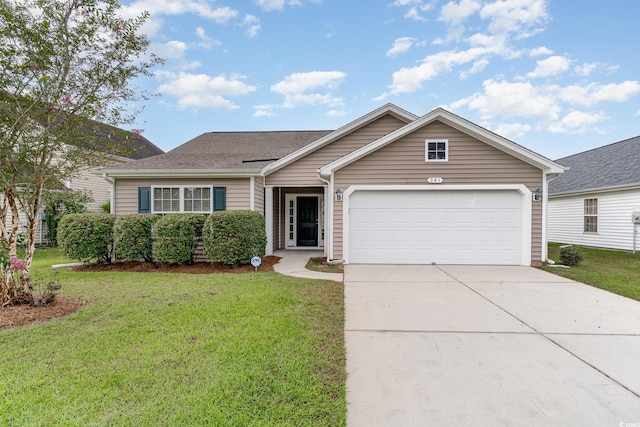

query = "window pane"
[
  {"left": 437, "top": 152, "right": 446, "bottom": 159},
  {"left": 437, "top": 142, "right": 446, "bottom": 150},
  {"left": 428, "top": 142, "right": 436, "bottom": 150},
  {"left": 184, "top": 200, "right": 193, "bottom": 211},
  {"left": 184, "top": 187, "right": 193, "bottom": 199}
]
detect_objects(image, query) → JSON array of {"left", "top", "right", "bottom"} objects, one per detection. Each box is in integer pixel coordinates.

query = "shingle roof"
[
  {"left": 91, "top": 122, "right": 164, "bottom": 160},
  {"left": 105, "top": 130, "right": 333, "bottom": 171},
  {"left": 549, "top": 135, "right": 640, "bottom": 195}
]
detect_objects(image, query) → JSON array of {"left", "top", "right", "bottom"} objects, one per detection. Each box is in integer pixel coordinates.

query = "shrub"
[
  {"left": 203, "top": 211, "right": 266, "bottom": 267},
  {"left": 114, "top": 214, "right": 159, "bottom": 262},
  {"left": 560, "top": 246, "right": 584, "bottom": 266},
  {"left": 152, "top": 214, "right": 205, "bottom": 264},
  {"left": 58, "top": 213, "right": 115, "bottom": 263}
]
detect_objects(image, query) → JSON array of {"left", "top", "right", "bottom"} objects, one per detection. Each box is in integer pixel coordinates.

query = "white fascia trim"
[
  {"left": 261, "top": 103, "right": 418, "bottom": 177},
  {"left": 320, "top": 108, "right": 565, "bottom": 178},
  {"left": 342, "top": 184, "right": 532, "bottom": 266},
  {"left": 93, "top": 169, "right": 261, "bottom": 178}
]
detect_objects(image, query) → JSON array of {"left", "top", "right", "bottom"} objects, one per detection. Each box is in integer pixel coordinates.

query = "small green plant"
[
  {"left": 560, "top": 246, "right": 584, "bottom": 266},
  {"left": 203, "top": 211, "right": 266, "bottom": 267},
  {"left": 43, "top": 189, "right": 92, "bottom": 246},
  {"left": 100, "top": 200, "right": 111, "bottom": 213}
]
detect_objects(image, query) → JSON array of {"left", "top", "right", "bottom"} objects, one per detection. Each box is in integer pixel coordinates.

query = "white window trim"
[
  {"left": 425, "top": 139, "right": 449, "bottom": 162},
  {"left": 151, "top": 185, "right": 213, "bottom": 214},
  {"left": 583, "top": 197, "right": 599, "bottom": 234}
]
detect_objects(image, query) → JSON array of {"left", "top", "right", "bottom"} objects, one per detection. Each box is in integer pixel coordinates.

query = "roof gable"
[
  {"left": 319, "top": 108, "right": 564, "bottom": 177},
  {"left": 261, "top": 103, "right": 418, "bottom": 176},
  {"left": 549, "top": 135, "right": 640, "bottom": 195}
]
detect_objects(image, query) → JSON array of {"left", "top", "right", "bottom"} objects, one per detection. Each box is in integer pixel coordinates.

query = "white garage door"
[{"left": 348, "top": 190, "right": 524, "bottom": 265}]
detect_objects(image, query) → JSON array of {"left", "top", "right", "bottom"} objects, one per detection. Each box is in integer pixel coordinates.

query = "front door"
[{"left": 296, "top": 197, "right": 318, "bottom": 246}]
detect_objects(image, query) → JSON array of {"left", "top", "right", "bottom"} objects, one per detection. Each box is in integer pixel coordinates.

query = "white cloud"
[
  {"left": 195, "top": 27, "right": 222, "bottom": 49},
  {"left": 327, "top": 109, "right": 348, "bottom": 117},
  {"left": 387, "top": 37, "right": 416, "bottom": 57},
  {"left": 591, "top": 81, "right": 640, "bottom": 103},
  {"left": 451, "top": 79, "right": 561, "bottom": 121},
  {"left": 253, "top": 104, "right": 277, "bottom": 117},
  {"left": 492, "top": 122, "right": 532, "bottom": 138},
  {"left": 573, "top": 62, "right": 598, "bottom": 76},
  {"left": 528, "top": 46, "right": 552, "bottom": 56},
  {"left": 460, "top": 58, "right": 489, "bottom": 79},
  {"left": 378, "top": 46, "right": 497, "bottom": 98},
  {"left": 271, "top": 71, "right": 347, "bottom": 108},
  {"left": 158, "top": 72, "right": 256, "bottom": 110},
  {"left": 392, "top": 0, "right": 435, "bottom": 21},
  {"left": 121, "top": 0, "right": 238, "bottom": 24},
  {"left": 548, "top": 110, "right": 608, "bottom": 133},
  {"left": 526, "top": 55, "right": 571, "bottom": 78},
  {"left": 153, "top": 40, "right": 189, "bottom": 60},
  {"left": 254, "top": 0, "right": 319, "bottom": 11},
  {"left": 242, "top": 15, "right": 261, "bottom": 38},
  {"left": 480, "top": 0, "right": 549, "bottom": 35},
  {"left": 439, "top": 0, "right": 481, "bottom": 26}
]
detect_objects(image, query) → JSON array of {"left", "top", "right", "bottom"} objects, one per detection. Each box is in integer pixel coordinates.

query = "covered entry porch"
[{"left": 265, "top": 186, "right": 328, "bottom": 255}]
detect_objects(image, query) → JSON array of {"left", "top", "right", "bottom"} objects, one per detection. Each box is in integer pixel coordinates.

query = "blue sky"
[{"left": 120, "top": 0, "right": 640, "bottom": 160}]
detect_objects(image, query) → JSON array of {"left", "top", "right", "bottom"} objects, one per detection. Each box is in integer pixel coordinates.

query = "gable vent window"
[
  {"left": 426, "top": 139, "right": 448, "bottom": 162},
  {"left": 583, "top": 198, "right": 598, "bottom": 233}
]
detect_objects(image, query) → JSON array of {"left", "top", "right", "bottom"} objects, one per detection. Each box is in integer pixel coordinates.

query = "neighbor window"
[
  {"left": 151, "top": 186, "right": 224, "bottom": 213},
  {"left": 426, "top": 139, "right": 448, "bottom": 162},
  {"left": 583, "top": 198, "right": 598, "bottom": 233}
]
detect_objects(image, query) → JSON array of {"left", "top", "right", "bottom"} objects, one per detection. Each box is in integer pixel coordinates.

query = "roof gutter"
[
  {"left": 92, "top": 168, "right": 262, "bottom": 178},
  {"left": 549, "top": 182, "right": 640, "bottom": 198}
]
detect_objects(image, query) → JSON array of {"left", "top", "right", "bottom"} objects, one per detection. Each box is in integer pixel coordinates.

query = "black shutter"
[
  {"left": 138, "top": 187, "right": 151, "bottom": 213},
  {"left": 213, "top": 187, "right": 226, "bottom": 211}
]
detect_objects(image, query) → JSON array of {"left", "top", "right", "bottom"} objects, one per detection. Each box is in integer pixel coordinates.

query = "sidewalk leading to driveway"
[
  {"left": 345, "top": 265, "right": 640, "bottom": 426},
  {"left": 273, "top": 250, "right": 343, "bottom": 282}
]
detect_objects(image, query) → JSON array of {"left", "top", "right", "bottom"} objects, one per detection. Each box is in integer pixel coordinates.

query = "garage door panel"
[{"left": 348, "top": 190, "right": 523, "bottom": 265}]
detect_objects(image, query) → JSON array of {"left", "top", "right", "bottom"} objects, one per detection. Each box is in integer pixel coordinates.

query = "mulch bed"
[
  {"left": 0, "top": 296, "right": 87, "bottom": 331},
  {"left": 0, "top": 256, "right": 281, "bottom": 331},
  {"left": 70, "top": 255, "right": 280, "bottom": 274}
]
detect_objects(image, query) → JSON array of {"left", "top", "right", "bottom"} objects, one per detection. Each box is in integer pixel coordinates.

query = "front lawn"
[
  {"left": 0, "top": 251, "right": 345, "bottom": 426},
  {"left": 543, "top": 243, "right": 640, "bottom": 301}
]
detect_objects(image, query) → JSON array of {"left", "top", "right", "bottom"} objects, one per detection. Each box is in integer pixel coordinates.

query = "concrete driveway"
[{"left": 345, "top": 265, "right": 640, "bottom": 426}]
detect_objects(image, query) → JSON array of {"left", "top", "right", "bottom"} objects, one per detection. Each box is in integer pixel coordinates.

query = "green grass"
[
  {"left": 0, "top": 251, "right": 345, "bottom": 426},
  {"left": 305, "top": 257, "right": 344, "bottom": 274},
  {"left": 542, "top": 243, "right": 640, "bottom": 301}
]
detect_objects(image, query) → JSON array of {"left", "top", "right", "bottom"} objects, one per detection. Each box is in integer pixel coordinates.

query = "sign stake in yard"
[{"left": 250, "top": 256, "right": 262, "bottom": 271}]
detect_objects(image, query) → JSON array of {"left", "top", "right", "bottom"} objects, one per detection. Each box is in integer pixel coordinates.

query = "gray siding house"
[
  {"left": 548, "top": 135, "right": 640, "bottom": 251},
  {"left": 98, "top": 104, "right": 564, "bottom": 266}
]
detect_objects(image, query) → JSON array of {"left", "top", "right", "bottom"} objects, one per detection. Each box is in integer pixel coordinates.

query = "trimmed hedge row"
[
  {"left": 58, "top": 211, "right": 266, "bottom": 266},
  {"left": 58, "top": 213, "right": 115, "bottom": 263},
  {"left": 114, "top": 214, "right": 159, "bottom": 262}
]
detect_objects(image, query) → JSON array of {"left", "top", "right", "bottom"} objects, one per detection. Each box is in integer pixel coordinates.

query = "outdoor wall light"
[
  {"left": 533, "top": 187, "right": 543, "bottom": 202},
  {"left": 335, "top": 188, "right": 343, "bottom": 202}
]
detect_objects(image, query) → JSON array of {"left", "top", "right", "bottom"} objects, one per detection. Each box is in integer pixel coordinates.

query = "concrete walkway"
[
  {"left": 345, "top": 264, "right": 640, "bottom": 426},
  {"left": 273, "top": 250, "right": 343, "bottom": 281}
]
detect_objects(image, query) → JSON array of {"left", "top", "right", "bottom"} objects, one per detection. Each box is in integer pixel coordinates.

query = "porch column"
[{"left": 265, "top": 186, "right": 273, "bottom": 255}]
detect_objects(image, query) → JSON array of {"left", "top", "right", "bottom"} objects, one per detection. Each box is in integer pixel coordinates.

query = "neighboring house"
[
  {"left": 2, "top": 124, "right": 163, "bottom": 245},
  {"left": 548, "top": 135, "right": 640, "bottom": 251},
  {"left": 98, "top": 104, "right": 564, "bottom": 266}
]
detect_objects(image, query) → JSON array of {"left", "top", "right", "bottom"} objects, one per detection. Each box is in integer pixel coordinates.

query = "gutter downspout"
[{"left": 102, "top": 173, "right": 115, "bottom": 214}]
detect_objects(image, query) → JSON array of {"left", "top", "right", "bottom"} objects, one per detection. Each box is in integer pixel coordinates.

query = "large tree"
[{"left": 0, "top": 0, "right": 161, "bottom": 304}]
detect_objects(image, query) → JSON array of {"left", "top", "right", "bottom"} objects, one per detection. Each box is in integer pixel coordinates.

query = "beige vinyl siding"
[
  {"left": 69, "top": 166, "right": 118, "bottom": 213},
  {"left": 266, "top": 114, "right": 408, "bottom": 186},
  {"left": 253, "top": 176, "right": 264, "bottom": 213},
  {"left": 114, "top": 178, "right": 251, "bottom": 215},
  {"left": 332, "top": 120, "right": 544, "bottom": 263}
]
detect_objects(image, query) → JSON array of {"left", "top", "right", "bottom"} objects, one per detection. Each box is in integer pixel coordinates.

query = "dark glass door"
[{"left": 297, "top": 197, "right": 318, "bottom": 246}]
